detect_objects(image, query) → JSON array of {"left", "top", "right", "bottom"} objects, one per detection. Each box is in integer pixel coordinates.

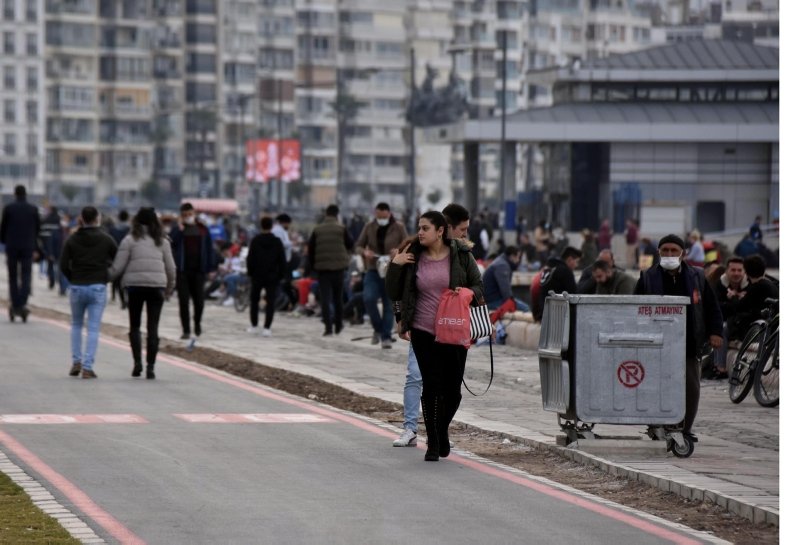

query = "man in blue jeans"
[
  {"left": 355, "top": 203, "right": 407, "bottom": 349},
  {"left": 393, "top": 203, "right": 471, "bottom": 447},
  {"left": 60, "top": 207, "right": 118, "bottom": 378}
]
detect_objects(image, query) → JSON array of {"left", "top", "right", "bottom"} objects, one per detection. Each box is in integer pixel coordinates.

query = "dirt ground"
[{"left": 29, "top": 305, "right": 779, "bottom": 544}]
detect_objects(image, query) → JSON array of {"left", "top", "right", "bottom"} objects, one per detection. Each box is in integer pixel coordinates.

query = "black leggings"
[
  {"left": 410, "top": 328, "right": 467, "bottom": 398},
  {"left": 250, "top": 279, "right": 278, "bottom": 329},
  {"left": 127, "top": 287, "right": 165, "bottom": 365}
]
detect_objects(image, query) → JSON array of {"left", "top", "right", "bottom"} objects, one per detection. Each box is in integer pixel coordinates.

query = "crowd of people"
[{"left": 1, "top": 182, "right": 779, "bottom": 460}]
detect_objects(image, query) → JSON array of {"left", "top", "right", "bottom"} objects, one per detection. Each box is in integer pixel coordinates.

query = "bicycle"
[
  {"left": 728, "top": 298, "right": 778, "bottom": 406},
  {"left": 233, "top": 277, "right": 251, "bottom": 313}
]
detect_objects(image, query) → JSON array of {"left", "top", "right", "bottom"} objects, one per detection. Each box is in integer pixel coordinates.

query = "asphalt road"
[{"left": 0, "top": 314, "right": 724, "bottom": 545}]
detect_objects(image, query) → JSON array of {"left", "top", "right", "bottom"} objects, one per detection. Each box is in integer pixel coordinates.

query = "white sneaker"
[
  {"left": 246, "top": 326, "right": 260, "bottom": 334},
  {"left": 209, "top": 289, "right": 223, "bottom": 298},
  {"left": 261, "top": 328, "right": 272, "bottom": 337},
  {"left": 393, "top": 428, "right": 417, "bottom": 447},
  {"left": 222, "top": 297, "right": 234, "bottom": 307}
]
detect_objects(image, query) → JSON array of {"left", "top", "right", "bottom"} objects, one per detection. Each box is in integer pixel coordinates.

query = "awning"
[{"left": 182, "top": 199, "right": 239, "bottom": 215}]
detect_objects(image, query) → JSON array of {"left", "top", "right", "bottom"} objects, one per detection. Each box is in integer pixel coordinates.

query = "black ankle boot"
[
  {"left": 129, "top": 331, "right": 142, "bottom": 377},
  {"left": 421, "top": 394, "right": 439, "bottom": 461},
  {"left": 146, "top": 364, "right": 155, "bottom": 380}
]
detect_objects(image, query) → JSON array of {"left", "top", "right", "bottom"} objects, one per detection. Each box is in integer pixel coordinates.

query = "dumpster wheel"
[{"left": 668, "top": 435, "right": 694, "bottom": 458}]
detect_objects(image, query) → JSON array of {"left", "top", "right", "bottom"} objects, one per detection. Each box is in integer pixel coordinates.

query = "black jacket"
[
  {"left": 247, "top": 232, "right": 286, "bottom": 285},
  {"left": 0, "top": 198, "right": 40, "bottom": 253},
  {"left": 635, "top": 264, "right": 723, "bottom": 357},
  {"left": 540, "top": 257, "right": 577, "bottom": 299},
  {"left": 60, "top": 227, "right": 118, "bottom": 285}
]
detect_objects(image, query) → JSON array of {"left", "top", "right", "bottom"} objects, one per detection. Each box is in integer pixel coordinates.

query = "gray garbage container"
[{"left": 538, "top": 293, "right": 694, "bottom": 457}]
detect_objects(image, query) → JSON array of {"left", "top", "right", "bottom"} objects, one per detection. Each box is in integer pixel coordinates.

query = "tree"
[
  {"left": 426, "top": 188, "right": 442, "bottom": 206},
  {"left": 141, "top": 179, "right": 161, "bottom": 205},
  {"left": 60, "top": 184, "right": 80, "bottom": 204}
]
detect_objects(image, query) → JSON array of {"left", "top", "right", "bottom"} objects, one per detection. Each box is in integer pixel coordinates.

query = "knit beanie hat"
[{"left": 658, "top": 234, "right": 685, "bottom": 249}]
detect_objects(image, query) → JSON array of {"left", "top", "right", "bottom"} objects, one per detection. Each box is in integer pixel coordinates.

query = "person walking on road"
[
  {"left": 246, "top": 216, "right": 286, "bottom": 337},
  {"left": 60, "top": 206, "right": 118, "bottom": 378},
  {"left": 170, "top": 203, "right": 214, "bottom": 342},
  {"left": 386, "top": 211, "right": 483, "bottom": 462},
  {"left": 634, "top": 234, "right": 723, "bottom": 443},
  {"left": 108, "top": 209, "right": 131, "bottom": 310},
  {"left": 0, "top": 185, "right": 41, "bottom": 322},
  {"left": 392, "top": 203, "right": 470, "bottom": 448},
  {"left": 356, "top": 202, "right": 407, "bottom": 349},
  {"left": 307, "top": 205, "right": 353, "bottom": 336},
  {"left": 108, "top": 208, "right": 176, "bottom": 379}
]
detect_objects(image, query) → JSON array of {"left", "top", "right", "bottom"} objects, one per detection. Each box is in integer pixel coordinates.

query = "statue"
[{"left": 406, "top": 63, "right": 469, "bottom": 127}]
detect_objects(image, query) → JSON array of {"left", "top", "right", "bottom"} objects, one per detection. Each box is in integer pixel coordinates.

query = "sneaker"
[
  {"left": 222, "top": 297, "right": 234, "bottom": 307},
  {"left": 246, "top": 326, "right": 260, "bottom": 334},
  {"left": 371, "top": 332, "right": 381, "bottom": 345},
  {"left": 381, "top": 338, "right": 393, "bottom": 349},
  {"left": 69, "top": 362, "right": 81, "bottom": 377},
  {"left": 81, "top": 369, "right": 97, "bottom": 379},
  {"left": 209, "top": 289, "right": 223, "bottom": 298},
  {"left": 180, "top": 332, "right": 191, "bottom": 340},
  {"left": 393, "top": 428, "right": 418, "bottom": 447},
  {"left": 261, "top": 328, "right": 272, "bottom": 337}
]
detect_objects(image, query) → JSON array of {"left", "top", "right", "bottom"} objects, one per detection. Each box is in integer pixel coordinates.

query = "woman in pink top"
[{"left": 385, "top": 211, "right": 483, "bottom": 461}]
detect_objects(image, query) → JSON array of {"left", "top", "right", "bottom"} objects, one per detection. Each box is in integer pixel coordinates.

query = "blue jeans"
[
  {"left": 403, "top": 345, "right": 422, "bottom": 432},
  {"left": 224, "top": 273, "right": 244, "bottom": 296},
  {"left": 487, "top": 297, "right": 531, "bottom": 313},
  {"left": 362, "top": 270, "right": 393, "bottom": 340},
  {"left": 69, "top": 284, "right": 107, "bottom": 371}
]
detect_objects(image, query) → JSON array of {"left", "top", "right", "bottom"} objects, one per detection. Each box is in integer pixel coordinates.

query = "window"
[
  {"left": 4, "top": 99, "right": 15, "bottom": 122},
  {"left": 185, "top": 23, "right": 216, "bottom": 44},
  {"left": 186, "top": 52, "right": 216, "bottom": 74},
  {"left": 26, "top": 0, "right": 36, "bottom": 21},
  {"left": 3, "top": 65, "right": 14, "bottom": 90},
  {"left": 26, "top": 32, "right": 36, "bottom": 55},
  {"left": 27, "top": 66, "right": 37, "bottom": 91},
  {"left": 4, "top": 133, "right": 16, "bottom": 156},
  {"left": 27, "top": 133, "right": 36, "bottom": 156},
  {"left": 3, "top": 0, "right": 14, "bottom": 21},
  {"left": 185, "top": 82, "right": 216, "bottom": 102},
  {"left": 26, "top": 100, "right": 36, "bottom": 123},
  {"left": 3, "top": 31, "right": 13, "bottom": 54}
]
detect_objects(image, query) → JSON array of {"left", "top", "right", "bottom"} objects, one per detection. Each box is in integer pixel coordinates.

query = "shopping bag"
[
  {"left": 434, "top": 288, "right": 473, "bottom": 348},
  {"left": 469, "top": 304, "right": 493, "bottom": 340}
]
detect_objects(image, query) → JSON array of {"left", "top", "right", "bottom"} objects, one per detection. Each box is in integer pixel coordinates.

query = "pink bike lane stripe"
[
  {"left": 0, "top": 428, "right": 146, "bottom": 545},
  {"left": 38, "top": 315, "right": 703, "bottom": 545}
]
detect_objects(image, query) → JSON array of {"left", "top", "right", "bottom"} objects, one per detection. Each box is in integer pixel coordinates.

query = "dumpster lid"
[{"left": 545, "top": 293, "right": 690, "bottom": 305}]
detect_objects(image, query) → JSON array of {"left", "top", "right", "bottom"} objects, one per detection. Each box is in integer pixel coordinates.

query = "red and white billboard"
[{"left": 245, "top": 139, "right": 301, "bottom": 183}]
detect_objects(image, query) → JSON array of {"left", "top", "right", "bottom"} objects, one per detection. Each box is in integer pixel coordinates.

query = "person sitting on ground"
[
  {"left": 685, "top": 230, "right": 705, "bottom": 267},
  {"left": 536, "top": 246, "right": 582, "bottom": 319},
  {"left": 728, "top": 255, "right": 778, "bottom": 341},
  {"left": 482, "top": 245, "right": 530, "bottom": 312},
  {"left": 577, "top": 249, "right": 623, "bottom": 294},
  {"left": 591, "top": 259, "right": 636, "bottom": 295}
]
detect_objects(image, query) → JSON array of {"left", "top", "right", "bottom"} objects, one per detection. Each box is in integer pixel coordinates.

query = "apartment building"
[
  {"left": 0, "top": 0, "right": 44, "bottom": 198},
  {"left": 527, "top": 0, "right": 654, "bottom": 107}
]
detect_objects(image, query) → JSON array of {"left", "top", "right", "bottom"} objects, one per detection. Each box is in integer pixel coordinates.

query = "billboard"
[{"left": 245, "top": 139, "right": 301, "bottom": 183}]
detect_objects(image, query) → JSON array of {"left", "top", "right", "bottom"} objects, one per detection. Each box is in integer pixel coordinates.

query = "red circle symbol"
[{"left": 617, "top": 361, "right": 645, "bottom": 388}]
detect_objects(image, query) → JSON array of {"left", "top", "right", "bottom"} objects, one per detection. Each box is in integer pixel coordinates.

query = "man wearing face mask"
[
  {"left": 170, "top": 203, "right": 214, "bottom": 341},
  {"left": 635, "top": 234, "right": 723, "bottom": 443},
  {"left": 355, "top": 202, "right": 407, "bottom": 349},
  {"left": 482, "top": 246, "right": 530, "bottom": 312}
]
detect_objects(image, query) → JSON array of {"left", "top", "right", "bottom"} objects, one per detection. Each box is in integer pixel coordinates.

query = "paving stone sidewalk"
[{"left": 2, "top": 268, "right": 779, "bottom": 525}]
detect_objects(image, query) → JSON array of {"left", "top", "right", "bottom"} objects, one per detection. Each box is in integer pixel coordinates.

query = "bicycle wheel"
[
  {"left": 728, "top": 324, "right": 763, "bottom": 404},
  {"left": 234, "top": 284, "right": 250, "bottom": 313},
  {"left": 753, "top": 336, "right": 779, "bottom": 407}
]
